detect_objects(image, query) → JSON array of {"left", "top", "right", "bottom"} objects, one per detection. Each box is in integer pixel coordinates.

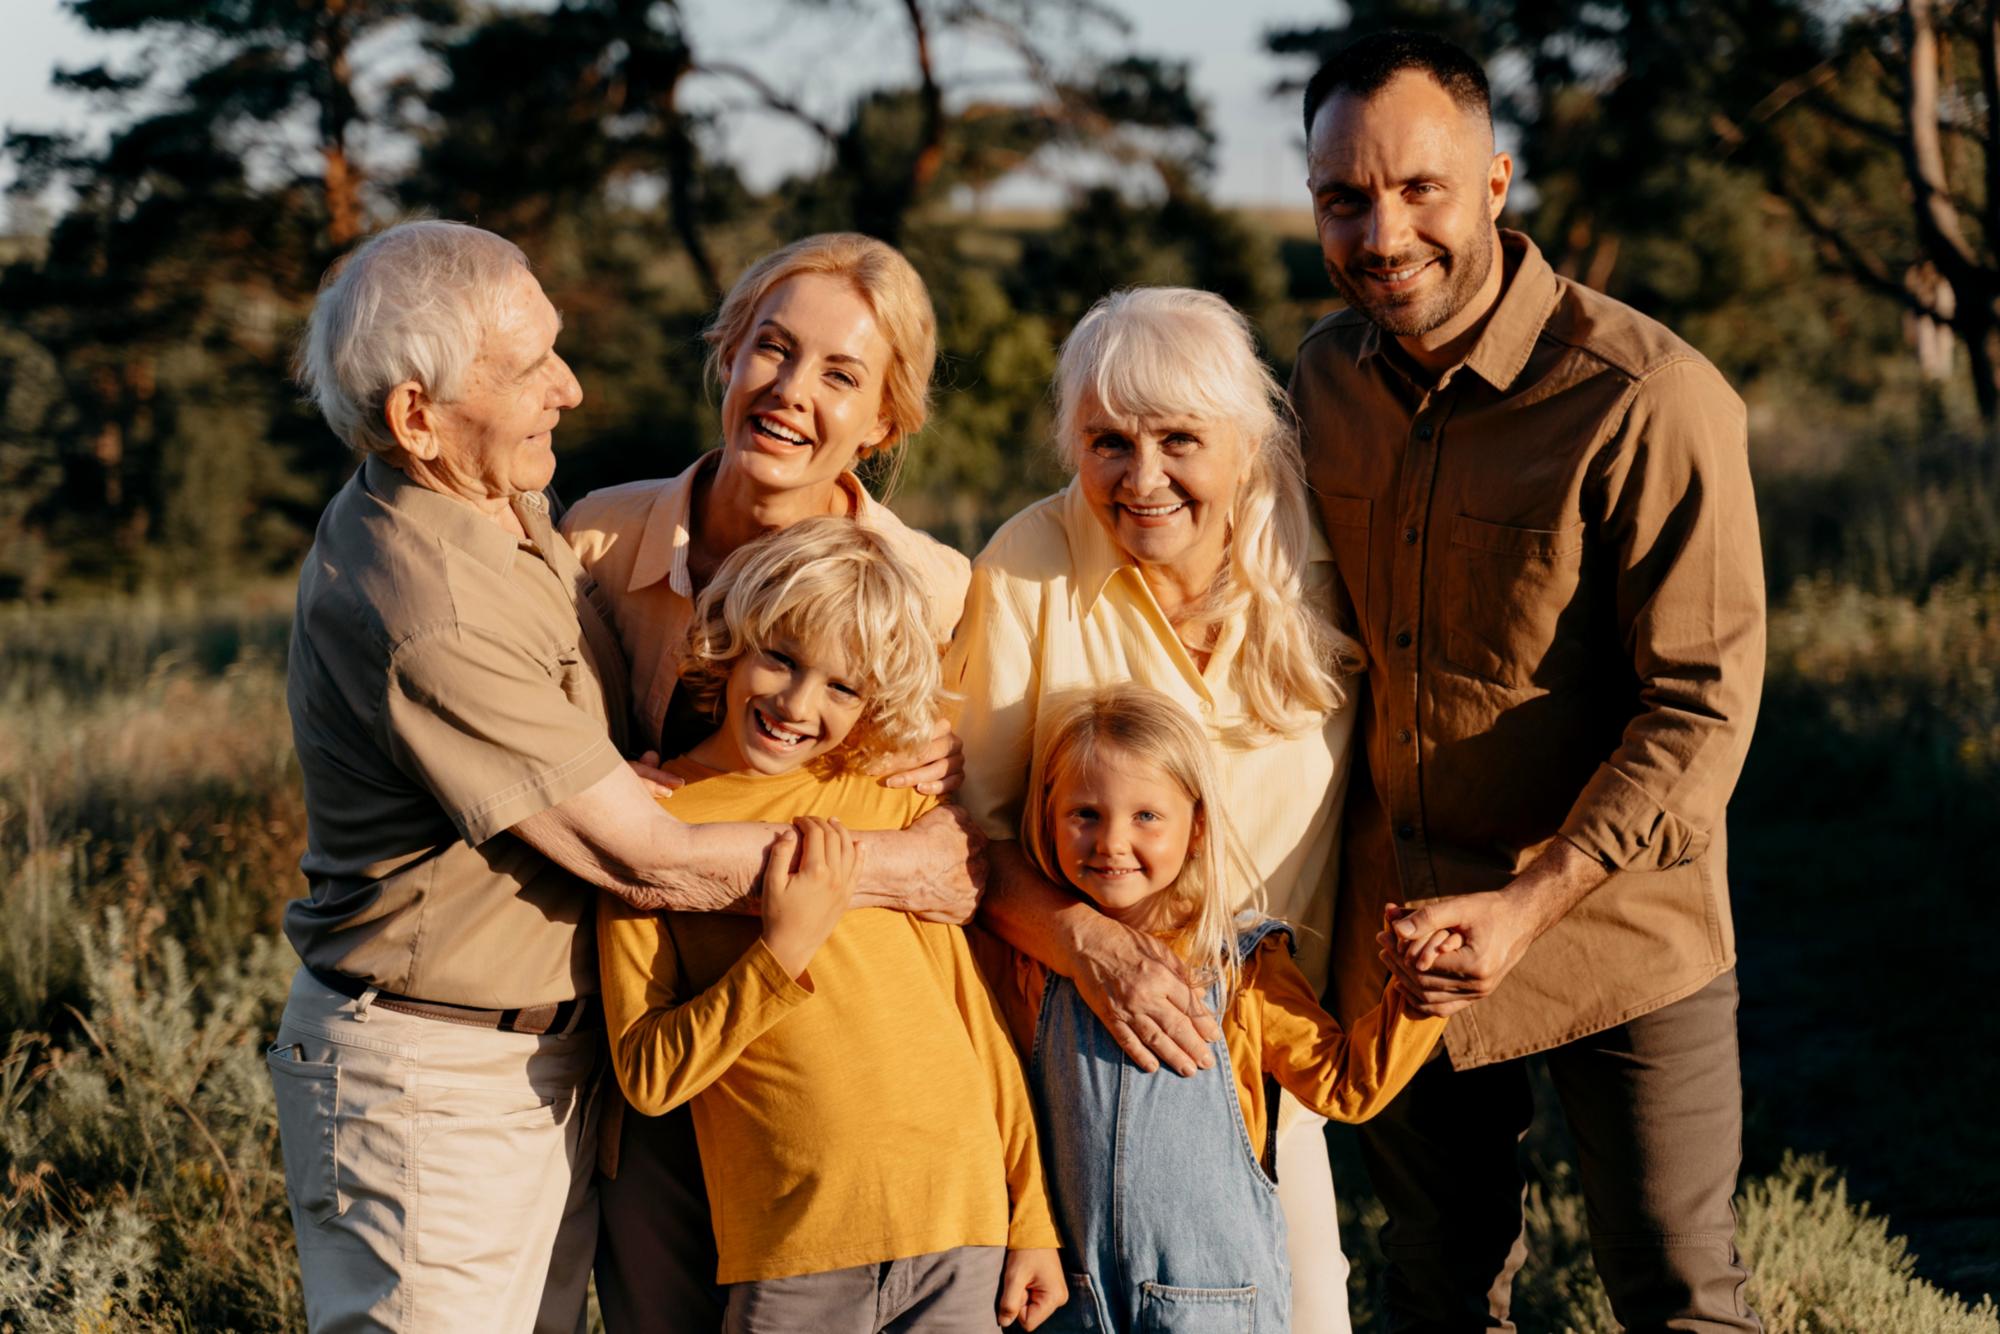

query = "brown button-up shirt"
[
  {"left": 1292, "top": 231, "right": 1766, "bottom": 1068},
  {"left": 284, "top": 457, "right": 632, "bottom": 1008}
]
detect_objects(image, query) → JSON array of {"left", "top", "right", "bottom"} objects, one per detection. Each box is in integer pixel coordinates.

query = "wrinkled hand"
[
  {"left": 627, "top": 750, "right": 686, "bottom": 801},
  {"left": 1070, "top": 915, "right": 1219, "bottom": 1077},
  {"left": 997, "top": 1248, "right": 1067, "bottom": 1330},
  {"left": 861, "top": 803, "right": 987, "bottom": 924},
  {"left": 879, "top": 717, "right": 965, "bottom": 796},
  {"left": 760, "top": 817, "right": 859, "bottom": 979},
  {"left": 1375, "top": 891, "right": 1538, "bottom": 1019}
]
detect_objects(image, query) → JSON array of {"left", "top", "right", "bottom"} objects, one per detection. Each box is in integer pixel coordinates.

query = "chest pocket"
[
  {"left": 1442, "top": 515, "right": 1586, "bottom": 689},
  {"left": 1319, "top": 494, "right": 1371, "bottom": 631}
]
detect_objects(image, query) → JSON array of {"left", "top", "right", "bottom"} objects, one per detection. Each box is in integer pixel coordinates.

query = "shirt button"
[
  {"left": 1402, "top": 527, "right": 1418, "bottom": 545},
  {"left": 1415, "top": 423, "right": 1433, "bottom": 441},
  {"left": 1396, "top": 728, "right": 1412, "bottom": 744},
  {"left": 1396, "top": 824, "right": 1416, "bottom": 841},
  {"left": 1394, "top": 631, "right": 1412, "bottom": 648}
]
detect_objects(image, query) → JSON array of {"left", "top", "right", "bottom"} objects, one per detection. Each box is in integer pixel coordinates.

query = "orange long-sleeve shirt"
[
  {"left": 977, "top": 926, "right": 1446, "bottom": 1160},
  {"left": 598, "top": 762, "right": 1059, "bottom": 1284}
]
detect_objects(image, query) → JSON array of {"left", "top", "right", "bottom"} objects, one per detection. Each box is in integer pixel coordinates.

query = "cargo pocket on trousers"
[
  {"left": 1044, "top": 1273, "right": 1111, "bottom": 1331},
  {"left": 266, "top": 1047, "right": 343, "bottom": 1224},
  {"left": 1136, "top": 1281, "right": 1258, "bottom": 1333}
]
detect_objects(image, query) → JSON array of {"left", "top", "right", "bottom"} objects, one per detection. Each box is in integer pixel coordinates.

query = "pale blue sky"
[{"left": 2, "top": 0, "right": 1338, "bottom": 208}]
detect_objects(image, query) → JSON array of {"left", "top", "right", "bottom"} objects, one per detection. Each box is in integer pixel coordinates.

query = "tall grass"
[{"left": 1, "top": 579, "right": 1994, "bottom": 1329}]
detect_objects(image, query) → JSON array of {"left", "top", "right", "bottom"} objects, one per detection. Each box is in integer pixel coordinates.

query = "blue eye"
[{"left": 1134, "top": 810, "right": 1161, "bottom": 823}]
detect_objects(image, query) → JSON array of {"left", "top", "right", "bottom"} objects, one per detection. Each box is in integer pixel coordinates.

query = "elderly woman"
[
  {"left": 559, "top": 233, "right": 972, "bottom": 1331},
  {"left": 948, "top": 287, "right": 1364, "bottom": 1332},
  {"left": 269, "top": 220, "right": 981, "bottom": 1334}
]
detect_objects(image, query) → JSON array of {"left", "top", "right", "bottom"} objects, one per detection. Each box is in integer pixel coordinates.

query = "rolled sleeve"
[
  {"left": 944, "top": 561, "right": 1044, "bottom": 843},
  {"left": 1560, "top": 359, "right": 1766, "bottom": 871},
  {"left": 384, "top": 625, "right": 625, "bottom": 846}
]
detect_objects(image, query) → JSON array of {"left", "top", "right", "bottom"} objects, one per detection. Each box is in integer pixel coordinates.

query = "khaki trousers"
[
  {"left": 1356, "top": 970, "right": 1759, "bottom": 1333},
  {"left": 266, "top": 968, "right": 601, "bottom": 1334}
]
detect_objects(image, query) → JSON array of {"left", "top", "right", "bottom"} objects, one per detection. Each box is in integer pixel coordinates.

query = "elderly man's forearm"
[{"left": 978, "top": 840, "right": 1090, "bottom": 972}]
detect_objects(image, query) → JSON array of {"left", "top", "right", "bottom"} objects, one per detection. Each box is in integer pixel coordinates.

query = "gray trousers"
[
  {"left": 1357, "top": 970, "right": 1760, "bottom": 1333},
  {"left": 724, "top": 1248, "right": 1006, "bottom": 1334}
]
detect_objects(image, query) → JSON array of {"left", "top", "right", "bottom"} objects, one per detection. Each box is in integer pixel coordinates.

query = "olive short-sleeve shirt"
[
  {"left": 1292, "top": 232, "right": 1766, "bottom": 1069},
  {"left": 283, "top": 457, "right": 633, "bottom": 1008}
]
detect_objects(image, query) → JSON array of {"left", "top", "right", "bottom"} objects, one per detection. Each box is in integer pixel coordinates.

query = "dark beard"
[{"left": 1325, "top": 227, "right": 1496, "bottom": 338}]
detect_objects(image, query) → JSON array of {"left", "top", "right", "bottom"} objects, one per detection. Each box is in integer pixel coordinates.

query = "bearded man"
[{"left": 1290, "top": 31, "right": 1767, "bottom": 1333}]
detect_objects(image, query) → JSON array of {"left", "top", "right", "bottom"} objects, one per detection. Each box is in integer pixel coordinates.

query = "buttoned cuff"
[{"left": 1558, "top": 763, "right": 1710, "bottom": 872}]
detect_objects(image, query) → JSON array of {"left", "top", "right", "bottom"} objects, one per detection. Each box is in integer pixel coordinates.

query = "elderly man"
[
  {"left": 267, "top": 220, "right": 982, "bottom": 1334},
  {"left": 1290, "top": 32, "right": 1766, "bottom": 1334}
]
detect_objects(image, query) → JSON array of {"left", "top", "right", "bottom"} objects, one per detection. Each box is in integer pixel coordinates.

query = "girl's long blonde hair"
[
  {"left": 1025, "top": 686, "right": 1265, "bottom": 999},
  {"left": 678, "top": 517, "right": 943, "bottom": 772},
  {"left": 1054, "top": 288, "right": 1362, "bottom": 745}
]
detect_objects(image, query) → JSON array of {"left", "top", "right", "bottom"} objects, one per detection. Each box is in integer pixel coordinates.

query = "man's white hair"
[{"left": 295, "top": 220, "right": 530, "bottom": 457}]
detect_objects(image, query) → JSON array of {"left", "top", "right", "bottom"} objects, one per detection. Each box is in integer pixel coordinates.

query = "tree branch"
[
  {"left": 1901, "top": 0, "right": 1981, "bottom": 286},
  {"left": 690, "top": 60, "right": 842, "bottom": 145}
]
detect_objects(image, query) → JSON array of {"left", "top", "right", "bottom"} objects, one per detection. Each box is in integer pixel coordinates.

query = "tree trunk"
[{"left": 317, "top": 0, "right": 362, "bottom": 247}]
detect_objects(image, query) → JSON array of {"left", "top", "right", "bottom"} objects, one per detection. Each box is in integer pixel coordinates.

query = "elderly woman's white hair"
[
  {"left": 1055, "top": 287, "right": 1360, "bottom": 742},
  {"left": 295, "top": 220, "right": 530, "bottom": 457}
]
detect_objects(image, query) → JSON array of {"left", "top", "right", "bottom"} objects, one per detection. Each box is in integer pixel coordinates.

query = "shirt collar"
[
  {"left": 1351, "top": 229, "right": 1557, "bottom": 394},
  {"left": 628, "top": 452, "right": 874, "bottom": 597},
  {"left": 1063, "top": 480, "right": 1132, "bottom": 615},
  {"left": 361, "top": 455, "right": 526, "bottom": 573},
  {"left": 1460, "top": 230, "right": 1558, "bottom": 392},
  {"left": 628, "top": 452, "right": 716, "bottom": 597}
]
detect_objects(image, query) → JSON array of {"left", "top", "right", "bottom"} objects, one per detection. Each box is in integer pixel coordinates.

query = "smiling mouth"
[
  {"left": 752, "top": 416, "right": 810, "bottom": 448},
  {"left": 1121, "top": 501, "right": 1186, "bottom": 520},
  {"left": 751, "top": 705, "right": 817, "bottom": 750},
  {"left": 1360, "top": 257, "right": 1439, "bottom": 289},
  {"left": 1085, "top": 865, "right": 1144, "bottom": 878}
]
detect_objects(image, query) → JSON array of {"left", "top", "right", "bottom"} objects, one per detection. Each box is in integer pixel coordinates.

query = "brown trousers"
[
  {"left": 1356, "top": 970, "right": 1760, "bottom": 1333},
  {"left": 595, "top": 1103, "right": 723, "bottom": 1334}
]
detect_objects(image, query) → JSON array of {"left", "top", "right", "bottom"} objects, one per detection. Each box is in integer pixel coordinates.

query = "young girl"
[
  {"left": 595, "top": 517, "right": 1065, "bottom": 1333},
  {"left": 990, "top": 686, "right": 1447, "bottom": 1333}
]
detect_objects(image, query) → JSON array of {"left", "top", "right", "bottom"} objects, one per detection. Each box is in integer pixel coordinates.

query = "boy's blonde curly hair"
[{"left": 677, "top": 517, "right": 944, "bottom": 772}]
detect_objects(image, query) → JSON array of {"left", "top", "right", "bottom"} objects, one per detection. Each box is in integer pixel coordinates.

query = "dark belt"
[{"left": 307, "top": 967, "right": 597, "bottom": 1036}]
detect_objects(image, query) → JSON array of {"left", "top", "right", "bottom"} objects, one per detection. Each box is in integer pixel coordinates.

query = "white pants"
[
  {"left": 266, "top": 968, "right": 601, "bottom": 1334},
  {"left": 1275, "top": 1091, "right": 1355, "bottom": 1334}
]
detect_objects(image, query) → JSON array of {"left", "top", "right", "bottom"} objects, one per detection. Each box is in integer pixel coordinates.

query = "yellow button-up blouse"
[{"left": 945, "top": 480, "right": 1356, "bottom": 992}]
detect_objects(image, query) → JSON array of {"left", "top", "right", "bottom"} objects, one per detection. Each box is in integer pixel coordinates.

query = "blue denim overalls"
[{"left": 1032, "top": 918, "right": 1293, "bottom": 1332}]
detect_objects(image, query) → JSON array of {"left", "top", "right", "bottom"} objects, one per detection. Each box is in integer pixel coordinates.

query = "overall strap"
[{"left": 1233, "top": 915, "right": 1294, "bottom": 964}]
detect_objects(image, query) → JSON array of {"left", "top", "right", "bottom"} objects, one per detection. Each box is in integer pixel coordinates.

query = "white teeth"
[
  {"left": 1371, "top": 263, "right": 1426, "bottom": 283},
  {"left": 1125, "top": 503, "right": 1183, "bottom": 517},
  {"left": 758, "top": 417, "right": 808, "bottom": 445},
  {"left": 755, "top": 709, "right": 812, "bottom": 746}
]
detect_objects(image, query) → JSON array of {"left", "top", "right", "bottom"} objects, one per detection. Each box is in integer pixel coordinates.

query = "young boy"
[{"left": 595, "top": 517, "right": 1066, "bottom": 1333}]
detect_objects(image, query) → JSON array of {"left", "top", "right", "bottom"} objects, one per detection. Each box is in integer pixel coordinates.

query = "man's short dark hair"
[{"left": 1302, "top": 30, "right": 1492, "bottom": 138}]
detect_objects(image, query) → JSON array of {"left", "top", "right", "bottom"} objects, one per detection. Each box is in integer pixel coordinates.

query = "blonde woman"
[
  {"left": 563, "top": 231, "right": 969, "bottom": 780},
  {"left": 562, "top": 235, "right": 974, "bottom": 1333},
  {"left": 947, "top": 287, "right": 1366, "bottom": 1332}
]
